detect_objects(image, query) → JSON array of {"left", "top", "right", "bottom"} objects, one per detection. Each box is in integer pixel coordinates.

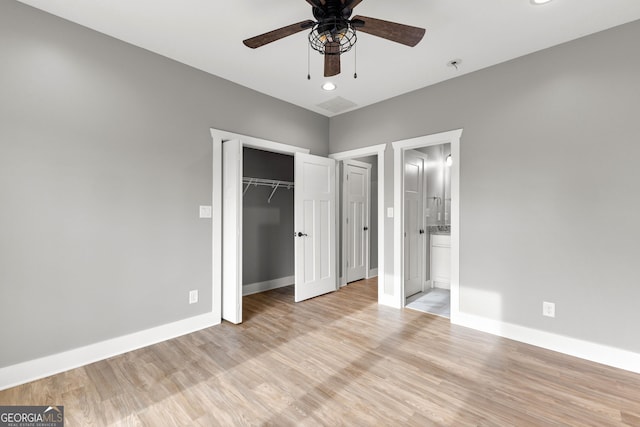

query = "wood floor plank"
[{"left": 1, "top": 278, "right": 640, "bottom": 425}]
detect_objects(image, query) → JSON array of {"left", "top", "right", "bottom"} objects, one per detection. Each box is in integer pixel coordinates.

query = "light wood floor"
[{"left": 2, "top": 278, "right": 640, "bottom": 426}]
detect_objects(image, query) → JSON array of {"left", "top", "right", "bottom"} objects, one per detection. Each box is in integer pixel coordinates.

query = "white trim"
[
  {"left": 329, "top": 144, "right": 386, "bottom": 307},
  {"left": 212, "top": 136, "right": 222, "bottom": 323},
  {"left": 242, "top": 276, "right": 295, "bottom": 296},
  {"left": 424, "top": 279, "right": 433, "bottom": 291},
  {"left": 454, "top": 312, "right": 640, "bottom": 374},
  {"left": 329, "top": 144, "right": 386, "bottom": 161},
  {"left": 222, "top": 139, "right": 243, "bottom": 324},
  {"left": 0, "top": 312, "right": 219, "bottom": 391},
  {"left": 392, "top": 129, "right": 463, "bottom": 313},
  {"left": 450, "top": 134, "right": 461, "bottom": 322},
  {"left": 336, "top": 163, "right": 342, "bottom": 288},
  {"left": 210, "top": 129, "right": 309, "bottom": 156}
]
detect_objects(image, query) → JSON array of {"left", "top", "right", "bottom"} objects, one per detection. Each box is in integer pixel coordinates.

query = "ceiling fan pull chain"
[
  {"left": 307, "top": 42, "right": 311, "bottom": 80},
  {"left": 353, "top": 42, "right": 358, "bottom": 79}
]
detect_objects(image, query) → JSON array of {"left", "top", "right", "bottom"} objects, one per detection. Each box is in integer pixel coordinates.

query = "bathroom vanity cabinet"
[{"left": 430, "top": 234, "right": 451, "bottom": 289}]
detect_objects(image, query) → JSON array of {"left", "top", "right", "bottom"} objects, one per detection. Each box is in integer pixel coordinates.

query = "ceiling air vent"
[{"left": 316, "top": 96, "right": 358, "bottom": 114}]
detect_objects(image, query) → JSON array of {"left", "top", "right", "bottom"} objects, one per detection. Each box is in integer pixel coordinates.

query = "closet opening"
[{"left": 241, "top": 147, "right": 296, "bottom": 298}]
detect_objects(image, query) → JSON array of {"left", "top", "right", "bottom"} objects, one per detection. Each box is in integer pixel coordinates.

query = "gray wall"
[
  {"left": 0, "top": 1, "right": 328, "bottom": 368},
  {"left": 330, "top": 20, "right": 640, "bottom": 352},
  {"left": 242, "top": 148, "right": 294, "bottom": 285}
]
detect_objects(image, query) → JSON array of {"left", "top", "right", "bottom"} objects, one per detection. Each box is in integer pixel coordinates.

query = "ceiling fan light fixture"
[
  {"left": 308, "top": 20, "right": 357, "bottom": 55},
  {"left": 530, "top": 0, "right": 553, "bottom": 5}
]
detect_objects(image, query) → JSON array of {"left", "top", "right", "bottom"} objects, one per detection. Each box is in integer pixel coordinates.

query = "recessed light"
[
  {"left": 322, "top": 82, "right": 336, "bottom": 91},
  {"left": 530, "top": 0, "right": 552, "bottom": 5}
]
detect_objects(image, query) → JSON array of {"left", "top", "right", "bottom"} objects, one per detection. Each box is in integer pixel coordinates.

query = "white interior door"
[
  {"left": 294, "top": 153, "right": 337, "bottom": 302},
  {"left": 404, "top": 150, "right": 426, "bottom": 298},
  {"left": 222, "top": 139, "right": 242, "bottom": 323},
  {"left": 345, "top": 162, "right": 370, "bottom": 283}
]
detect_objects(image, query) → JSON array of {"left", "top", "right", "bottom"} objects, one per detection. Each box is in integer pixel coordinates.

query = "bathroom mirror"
[{"left": 416, "top": 143, "right": 451, "bottom": 228}]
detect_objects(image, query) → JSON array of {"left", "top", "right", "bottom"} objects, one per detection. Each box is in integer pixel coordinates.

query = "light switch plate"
[
  {"left": 387, "top": 207, "right": 394, "bottom": 218},
  {"left": 199, "top": 205, "right": 212, "bottom": 218}
]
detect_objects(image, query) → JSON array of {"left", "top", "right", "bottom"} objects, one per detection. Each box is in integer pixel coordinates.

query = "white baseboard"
[
  {"left": 379, "top": 274, "right": 402, "bottom": 309},
  {"left": 378, "top": 293, "right": 399, "bottom": 309},
  {"left": 0, "top": 312, "right": 220, "bottom": 391},
  {"left": 454, "top": 312, "right": 640, "bottom": 374},
  {"left": 243, "top": 276, "right": 294, "bottom": 296},
  {"left": 433, "top": 281, "right": 450, "bottom": 290},
  {"left": 367, "top": 268, "right": 378, "bottom": 278}
]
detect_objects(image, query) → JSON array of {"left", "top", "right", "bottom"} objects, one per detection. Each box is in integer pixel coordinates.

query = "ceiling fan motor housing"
[{"left": 309, "top": 0, "right": 357, "bottom": 55}]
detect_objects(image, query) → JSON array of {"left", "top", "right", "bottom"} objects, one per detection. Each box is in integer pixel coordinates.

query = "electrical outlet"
[
  {"left": 189, "top": 290, "right": 198, "bottom": 304},
  {"left": 542, "top": 301, "right": 555, "bottom": 318}
]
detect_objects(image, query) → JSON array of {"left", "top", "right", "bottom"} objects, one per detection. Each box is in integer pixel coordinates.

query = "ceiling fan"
[{"left": 243, "top": 0, "right": 426, "bottom": 77}]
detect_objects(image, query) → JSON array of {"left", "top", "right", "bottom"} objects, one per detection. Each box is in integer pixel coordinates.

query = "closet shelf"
[{"left": 242, "top": 177, "right": 294, "bottom": 203}]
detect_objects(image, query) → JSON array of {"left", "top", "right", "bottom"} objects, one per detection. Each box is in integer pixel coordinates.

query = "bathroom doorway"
[
  {"left": 403, "top": 143, "right": 452, "bottom": 318},
  {"left": 392, "top": 129, "right": 462, "bottom": 321}
]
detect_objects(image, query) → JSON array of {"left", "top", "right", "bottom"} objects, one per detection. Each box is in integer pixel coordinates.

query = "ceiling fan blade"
[
  {"left": 351, "top": 15, "right": 425, "bottom": 47},
  {"left": 324, "top": 42, "right": 341, "bottom": 77},
  {"left": 243, "top": 20, "right": 315, "bottom": 49},
  {"left": 341, "top": 0, "right": 363, "bottom": 9}
]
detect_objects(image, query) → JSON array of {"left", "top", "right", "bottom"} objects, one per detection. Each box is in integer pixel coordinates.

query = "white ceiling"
[{"left": 16, "top": 0, "right": 640, "bottom": 117}]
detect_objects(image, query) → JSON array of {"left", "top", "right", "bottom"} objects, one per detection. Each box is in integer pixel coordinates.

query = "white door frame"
[
  {"left": 210, "top": 128, "right": 309, "bottom": 321},
  {"left": 392, "top": 129, "right": 462, "bottom": 321},
  {"left": 222, "top": 140, "right": 243, "bottom": 324},
  {"left": 329, "top": 144, "right": 388, "bottom": 306},
  {"left": 342, "top": 159, "right": 371, "bottom": 286}
]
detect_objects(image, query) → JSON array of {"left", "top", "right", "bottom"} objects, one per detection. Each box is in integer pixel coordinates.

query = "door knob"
[
  {"left": 297, "top": 232, "right": 308, "bottom": 237},
  {"left": 363, "top": 227, "right": 369, "bottom": 231},
  {"left": 419, "top": 229, "right": 425, "bottom": 234}
]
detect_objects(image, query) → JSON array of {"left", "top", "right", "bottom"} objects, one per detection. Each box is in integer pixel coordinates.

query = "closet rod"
[{"left": 242, "top": 177, "right": 294, "bottom": 202}]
